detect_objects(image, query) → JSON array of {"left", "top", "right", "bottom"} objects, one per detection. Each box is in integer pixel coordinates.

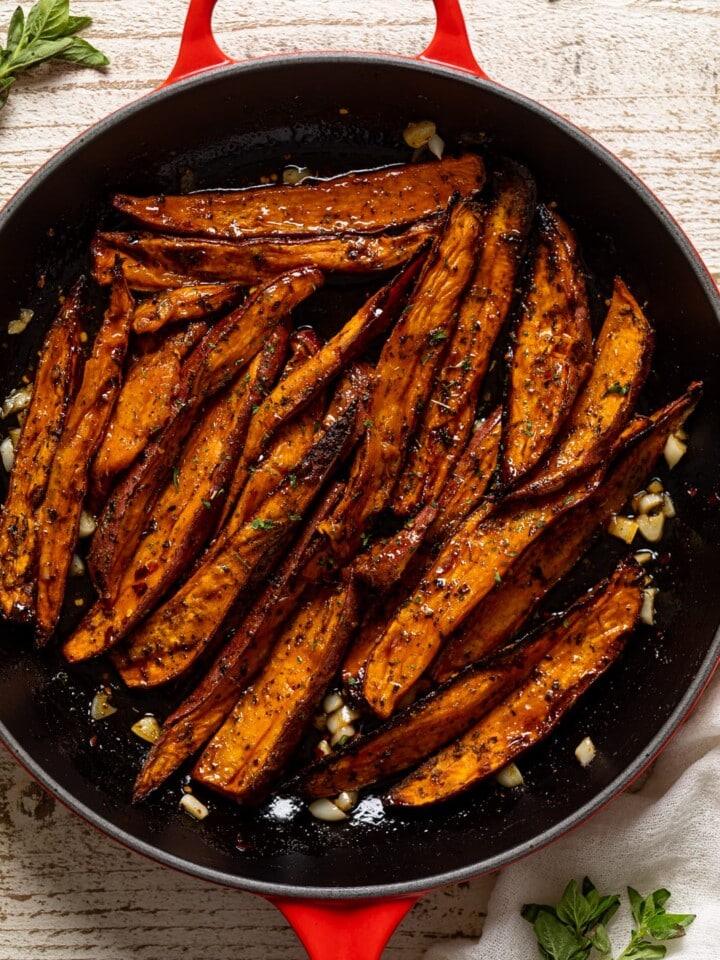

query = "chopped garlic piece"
[
  {"left": 496, "top": 762, "right": 524, "bottom": 788},
  {"left": 636, "top": 511, "right": 665, "bottom": 543},
  {"left": 330, "top": 723, "right": 356, "bottom": 747},
  {"left": 575, "top": 736, "right": 596, "bottom": 767},
  {"left": 0, "top": 436, "right": 14, "bottom": 473},
  {"left": 427, "top": 133, "right": 445, "bottom": 159},
  {"left": 131, "top": 715, "right": 162, "bottom": 743},
  {"left": 663, "top": 433, "right": 687, "bottom": 469},
  {"left": 640, "top": 587, "right": 658, "bottom": 626},
  {"left": 334, "top": 790, "right": 359, "bottom": 812},
  {"left": 78, "top": 510, "right": 97, "bottom": 538},
  {"left": 8, "top": 308, "right": 33, "bottom": 335},
  {"left": 90, "top": 689, "right": 117, "bottom": 720},
  {"left": 180, "top": 793, "right": 209, "bottom": 820},
  {"left": 636, "top": 492, "right": 664, "bottom": 516},
  {"left": 322, "top": 691, "right": 343, "bottom": 714},
  {"left": 607, "top": 514, "right": 638, "bottom": 544},
  {"left": 403, "top": 119, "right": 436, "bottom": 149},
  {"left": 308, "top": 798, "right": 347, "bottom": 821},
  {"left": 2, "top": 386, "right": 32, "bottom": 419}
]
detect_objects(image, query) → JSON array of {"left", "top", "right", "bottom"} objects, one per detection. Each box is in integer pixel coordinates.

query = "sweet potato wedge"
[
  {"left": 319, "top": 201, "right": 483, "bottom": 560},
  {"left": 342, "top": 409, "right": 503, "bottom": 682},
  {"left": 35, "top": 274, "right": 134, "bottom": 641},
  {"left": 501, "top": 205, "right": 592, "bottom": 487},
  {"left": 192, "top": 578, "right": 360, "bottom": 805},
  {"left": 240, "top": 252, "right": 424, "bottom": 471},
  {"left": 0, "top": 281, "right": 85, "bottom": 623},
  {"left": 113, "top": 153, "right": 485, "bottom": 239},
  {"left": 63, "top": 326, "right": 289, "bottom": 664},
  {"left": 88, "top": 267, "right": 322, "bottom": 600},
  {"left": 431, "top": 384, "right": 701, "bottom": 681},
  {"left": 392, "top": 162, "right": 535, "bottom": 514},
  {"left": 111, "top": 398, "right": 360, "bottom": 685},
  {"left": 132, "top": 283, "right": 242, "bottom": 334},
  {"left": 425, "top": 406, "right": 503, "bottom": 543},
  {"left": 131, "top": 481, "right": 346, "bottom": 801},
  {"left": 387, "top": 557, "right": 645, "bottom": 807},
  {"left": 91, "top": 222, "right": 436, "bottom": 291},
  {"left": 297, "top": 559, "right": 629, "bottom": 800},
  {"left": 361, "top": 468, "right": 607, "bottom": 719},
  {"left": 352, "top": 501, "right": 439, "bottom": 595},
  {"left": 88, "top": 320, "right": 208, "bottom": 507},
  {"left": 510, "top": 277, "right": 654, "bottom": 499},
  {"left": 214, "top": 327, "right": 325, "bottom": 534}
]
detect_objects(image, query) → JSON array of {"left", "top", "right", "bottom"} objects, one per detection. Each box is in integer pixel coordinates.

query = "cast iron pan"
[{"left": 1, "top": 1, "right": 719, "bottom": 956}]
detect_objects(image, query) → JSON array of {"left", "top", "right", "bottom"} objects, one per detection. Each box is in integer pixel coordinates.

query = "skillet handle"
[
  {"left": 162, "top": 0, "right": 235, "bottom": 88},
  {"left": 162, "top": 0, "right": 488, "bottom": 87},
  {"left": 420, "top": 0, "right": 489, "bottom": 78},
  {"left": 269, "top": 896, "right": 421, "bottom": 960}
]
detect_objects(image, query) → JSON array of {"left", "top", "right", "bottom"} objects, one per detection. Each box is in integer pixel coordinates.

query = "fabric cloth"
[{"left": 425, "top": 669, "right": 720, "bottom": 959}]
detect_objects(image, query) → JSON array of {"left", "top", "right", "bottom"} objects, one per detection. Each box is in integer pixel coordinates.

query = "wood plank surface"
[{"left": 0, "top": 1, "right": 718, "bottom": 958}]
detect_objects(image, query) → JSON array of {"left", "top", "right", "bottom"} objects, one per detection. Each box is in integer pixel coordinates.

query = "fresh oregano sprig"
[
  {"left": 521, "top": 877, "right": 695, "bottom": 960},
  {"left": 0, "top": 0, "right": 109, "bottom": 110}
]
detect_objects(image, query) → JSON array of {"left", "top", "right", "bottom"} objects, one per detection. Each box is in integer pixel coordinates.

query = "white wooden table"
[{"left": 0, "top": 1, "right": 718, "bottom": 957}]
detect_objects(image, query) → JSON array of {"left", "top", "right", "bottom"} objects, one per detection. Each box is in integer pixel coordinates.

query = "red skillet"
[{"left": 1, "top": 1, "right": 720, "bottom": 957}]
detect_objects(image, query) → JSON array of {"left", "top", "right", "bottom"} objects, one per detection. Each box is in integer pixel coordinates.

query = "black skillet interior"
[{"left": 1, "top": 55, "right": 719, "bottom": 899}]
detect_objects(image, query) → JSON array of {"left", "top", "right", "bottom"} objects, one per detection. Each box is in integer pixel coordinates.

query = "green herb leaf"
[
  {"left": 619, "top": 943, "right": 667, "bottom": 960},
  {"left": 65, "top": 13, "right": 91, "bottom": 32},
  {"left": 604, "top": 381, "right": 630, "bottom": 397},
  {"left": 587, "top": 923, "right": 613, "bottom": 959},
  {"left": 524, "top": 879, "right": 694, "bottom": 960},
  {"left": 533, "top": 909, "right": 590, "bottom": 960},
  {"left": 250, "top": 517, "right": 276, "bottom": 531},
  {"left": 26, "top": 0, "right": 69, "bottom": 42},
  {"left": 55, "top": 36, "right": 108, "bottom": 67},
  {"left": 0, "top": 0, "right": 108, "bottom": 111},
  {"left": 6, "top": 7, "right": 26, "bottom": 54},
  {"left": 556, "top": 879, "right": 594, "bottom": 934}
]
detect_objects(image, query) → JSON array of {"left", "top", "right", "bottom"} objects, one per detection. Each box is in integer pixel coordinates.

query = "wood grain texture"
[{"left": 0, "top": 1, "right": 718, "bottom": 957}]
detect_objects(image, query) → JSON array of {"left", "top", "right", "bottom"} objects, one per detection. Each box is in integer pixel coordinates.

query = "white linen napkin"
[{"left": 425, "top": 668, "right": 720, "bottom": 960}]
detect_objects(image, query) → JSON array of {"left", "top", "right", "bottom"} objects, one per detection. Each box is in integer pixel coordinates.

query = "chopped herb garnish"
[
  {"left": 251, "top": 517, "right": 276, "bottom": 531},
  {"left": 605, "top": 381, "right": 631, "bottom": 397},
  {"left": 429, "top": 327, "right": 449, "bottom": 345}
]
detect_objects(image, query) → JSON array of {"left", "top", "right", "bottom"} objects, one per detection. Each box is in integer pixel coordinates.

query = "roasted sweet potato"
[
  {"left": 342, "top": 409, "right": 503, "bottom": 683},
  {"left": 352, "top": 501, "right": 439, "bottom": 594},
  {"left": 63, "top": 326, "right": 289, "bottom": 664},
  {"left": 35, "top": 274, "right": 134, "bottom": 641},
  {"left": 131, "top": 481, "right": 346, "bottom": 801},
  {"left": 362, "top": 466, "right": 607, "bottom": 719},
  {"left": 89, "top": 320, "right": 208, "bottom": 507},
  {"left": 91, "top": 222, "right": 436, "bottom": 291},
  {"left": 0, "top": 281, "right": 85, "bottom": 623},
  {"left": 501, "top": 206, "right": 592, "bottom": 487},
  {"left": 111, "top": 398, "right": 360, "bottom": 685},
  {"left": 392, "top": 163, "right": 536, "bottom": 514},
  {"left": 113, "top": 154, "right": 485, "bottom": 239},
  {"left": 132, "top": 283, "right": 242, "bottom": 334},
  {"left": 431, "top": 384, "right": 701, "bottom": 681},
  {"left": 297, "top": 558, "right": 635, "bottom": 800},
  {"left": 214, "top": 327, "right": 325, "bottom": 534},
  {"left": 240, "top": 252, "right": 425, "bottom": 471},
  {"left": 387, "top": 558, "right": 645, "bottom": 807},
  {"left": 88, "top": 267, "right": 322, "bottom": 600},
  {"left": 425, "top": 406, "right": 503, "bottom": 543},
  {"left": 511, "top": 277, "right": 654, "bottom": 499},
  {"left": 319, "top": 201, "right": 483, "bottom": 560},
  {"left": 192, "top": 579, "right": 360, "bottom": 805}
]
